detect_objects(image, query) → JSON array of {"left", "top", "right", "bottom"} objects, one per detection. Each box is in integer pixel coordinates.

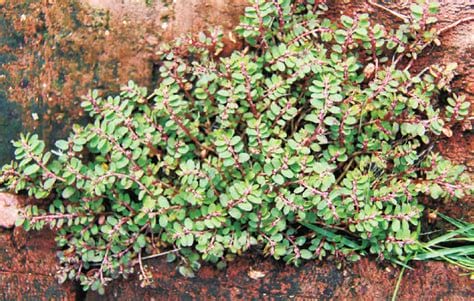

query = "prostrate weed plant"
[{"left": 1, "top": 0, "right": 472, "bottom": 294}]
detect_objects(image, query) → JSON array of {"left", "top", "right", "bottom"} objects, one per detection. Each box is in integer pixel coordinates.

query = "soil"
[{"left": 0, "top": 0, "right": 473, "bottom": 299}]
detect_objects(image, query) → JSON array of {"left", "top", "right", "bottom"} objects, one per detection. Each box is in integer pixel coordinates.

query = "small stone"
[
  {"left": 0, "top": 193, "right": 23, "bottom": 228},
  {"left": 247, "top": 268, "right": 266, "bottom": 280},
  {"left": 145, "top": 34, "right": 159, "bottom": 45}
]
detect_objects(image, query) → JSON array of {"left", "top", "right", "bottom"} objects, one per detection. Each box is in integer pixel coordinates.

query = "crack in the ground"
[{"left": 0, "top": 269, "right": 55, "bottom": 278}]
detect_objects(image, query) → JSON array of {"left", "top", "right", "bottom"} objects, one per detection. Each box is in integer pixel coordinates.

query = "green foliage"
[
  {"left": 1, "top": 0, "right": 473, "bottom": 293},
  {"left": 414, "top": 213, "right": 474, "bottom": 272}
]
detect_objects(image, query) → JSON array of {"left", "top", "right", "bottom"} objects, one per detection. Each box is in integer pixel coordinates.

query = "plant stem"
[
  {"left": 391, "top": 264, "right": 406, "bottom": 301},
  {"left": 367, "top": 0, "right": 409, "bottom": 23},
  {"left": 437, "top": 16, "right": 474, "bottom": 35},
  {"left": 141, "top": 248, "right": 182, "bottom": 261}
]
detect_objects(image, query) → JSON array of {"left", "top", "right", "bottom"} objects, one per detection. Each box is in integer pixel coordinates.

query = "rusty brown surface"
[
  {"left": 84, "top": 255, "right": 473, "bottom": 300},
  {"left": 0, "top": 229, "right": 78, "bottom": 300},
  {"left": 0, "top": 0, "right": 247, "bottom": 164},
  {"left": 0, "top": 0, "right": 473, "bottom": 300}
]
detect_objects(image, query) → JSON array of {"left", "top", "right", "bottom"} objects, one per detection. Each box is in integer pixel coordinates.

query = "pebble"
[{"left": 0, "top": 193, "right": 23, "bottom": 228}]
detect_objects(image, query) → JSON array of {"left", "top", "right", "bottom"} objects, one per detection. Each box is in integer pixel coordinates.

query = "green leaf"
[
  {"left": 305, "top": 114, "right": 319, "bottom": 123},
  {"left": 143, "top": 196, "right": 156, "bottom": 210},
  {"left": 107, "top": 216, "right": 118, "bottom": 226},
  {"left": 276, "top": 61, "right": 285, "bottom": 72},
  {"left": 414, "top": 245, "right": 474, "bottom": 260},
  {"left": 301, "top": 223, "right": 363, "bottom": 250},
  {"left": 158, "top": 196, "right": 170, "bottom": 208},
  {"left": 116, "top": 157, "right": 129, "bottom": 169},
  {"left": 62, "top": 187, "right": 76, "bottom": 199},
  {"left": 324, "top": 116, "right": 339, "bottom": 126},
  {"left": 43, "top": 178, "right": 56, "bottom": 190},
  {"left": 410, "top": 4, "right": 423, "bottom": 16},
  {"left": 429, "top": 184, "right": 443, "bottom": 199},
  {"left": 181, "top": 234, "right": 194, "bottom": 247},
  {"left": 137, "top": 234, "right": 147, "bottom": 248},
  {"left": 24, "top": 164, "right": 40, "bottom": 176},
  {"left": 55, "top": 140, "right": 69, "bottom": 150},
  {"left": 273, "top": 174, "right": 285, "bottom": 185},
  {"left": 223, "top": 158, "right": 235, "bottom": 167},
  {"left": 281, "top": 169, "right": 294, "bottom": 178},
  {"left": 230, "top": 136, "right": 241, "bottom": 146},
  {"left": 341, "top": 15, "right": 353, "bottom": 28},
  {"left": 274, "top": 243, "right": 287, "bottom": 257},
  {"left": 392, "top": 219, "right": 401, "bottom": 232},
  {"left": 159, "top": 215, "right": 168, "bottom": 227},
  {"left": 229, "top": 208, "right": 242, "bottom": 219},
  {"left": 74, "top": 137, "right": 87, "bottom": 145},
  {"left": 239, "top": 153, "right": 250, "bottom": 163},
  {"left": 178, "top": 266, "right": 195, "bottom": 278},
  {"left": 300, "top": 249, "right": 313, "bottom": 259},
  {"left": 15, "top": 218, "right": 25, "bottom": 227}
]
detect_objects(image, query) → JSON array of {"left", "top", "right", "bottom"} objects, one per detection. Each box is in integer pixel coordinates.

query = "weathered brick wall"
[{"left": 0, "top": 0, "right": 472, "bottom": 299}]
